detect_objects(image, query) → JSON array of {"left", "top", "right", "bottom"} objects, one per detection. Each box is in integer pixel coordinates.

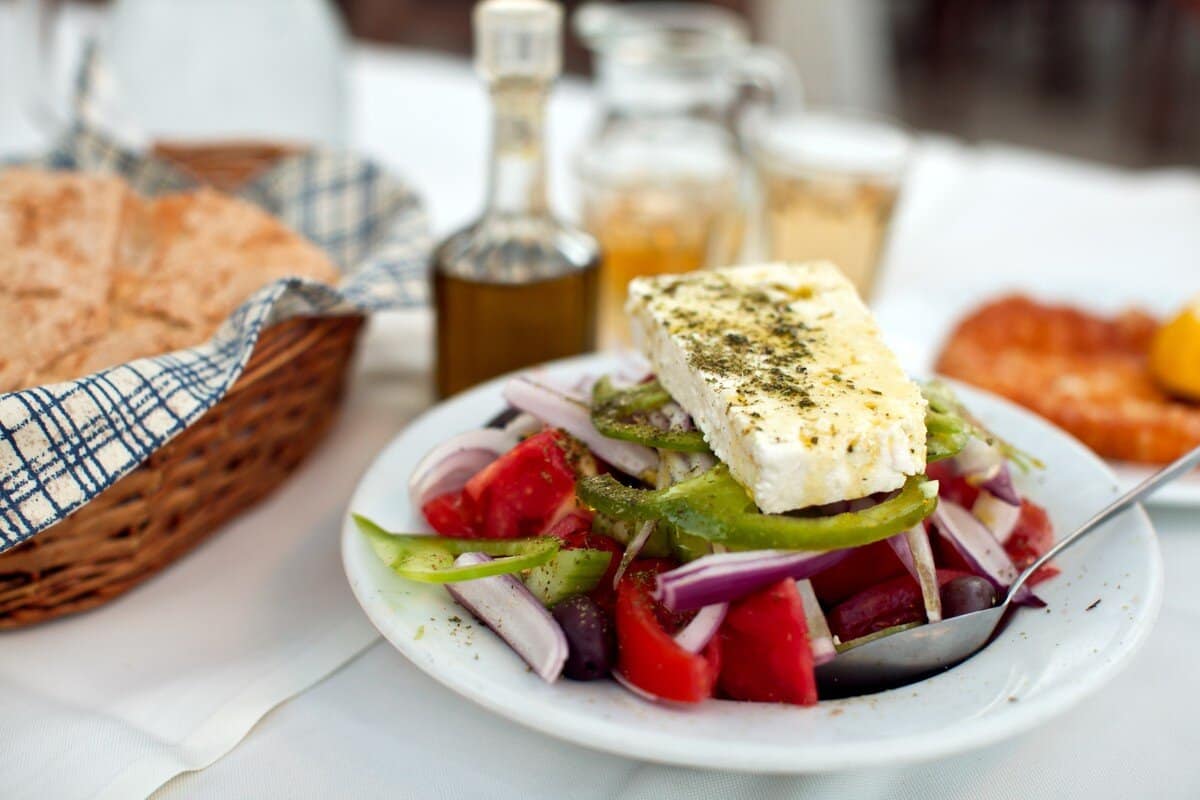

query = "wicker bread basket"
[{"left": 0, "top": 145, "right": 365, "bottom": 629}]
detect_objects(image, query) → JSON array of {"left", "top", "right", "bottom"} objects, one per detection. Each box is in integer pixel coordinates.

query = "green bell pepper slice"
[
  {"left": 353, "top": 514, "right": 559, "bottom": 583},
  {"left": 590, "top": 377, "right": 712, "bottom": 454},
  {"left": 592, "top": 376, "right": 671, "bottom": 411},
  {"left": 921, "top": 381, "right": 1042, "bottom": 470},
  {"left": 925, "top": 410, "right": 971, "bottom": 463},
  {"left": 576, "top": 465, "right": 938, "bottom": 551},
  {"left": 667, "top": 524, "right": 713, "bottom": 562}
]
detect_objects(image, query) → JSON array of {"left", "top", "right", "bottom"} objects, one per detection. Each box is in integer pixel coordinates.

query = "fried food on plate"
[{"left": 936, "top": 295, "right": 1200, "bottom": 464}]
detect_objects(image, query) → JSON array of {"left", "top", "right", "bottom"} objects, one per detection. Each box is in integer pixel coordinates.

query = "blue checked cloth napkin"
[{"left": 0, "top": 127, "right": 430, "bottom": 553}]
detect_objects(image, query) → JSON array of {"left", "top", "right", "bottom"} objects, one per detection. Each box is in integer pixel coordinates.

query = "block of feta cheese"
[{"left": 626, "top": 261, "right": 926, "bottom": 512}]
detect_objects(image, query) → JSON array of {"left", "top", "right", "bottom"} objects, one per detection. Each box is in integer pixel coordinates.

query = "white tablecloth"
[{"left": 3, "top": 24, "right": 1199, "bottom": 800}]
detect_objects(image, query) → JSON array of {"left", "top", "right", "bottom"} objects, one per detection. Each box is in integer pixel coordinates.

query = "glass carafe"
[{"left": 573, "top": 2, "right": 798, "bottom": 348}]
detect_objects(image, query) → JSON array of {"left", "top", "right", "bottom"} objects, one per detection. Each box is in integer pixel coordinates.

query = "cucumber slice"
[{"left": 523, "top": 549, "right": 613, "bottom": 607}]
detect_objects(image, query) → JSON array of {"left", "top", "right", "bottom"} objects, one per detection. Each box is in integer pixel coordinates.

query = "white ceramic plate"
[{"left": 342, "top": 353, "right": 1162, "bottom": 773}]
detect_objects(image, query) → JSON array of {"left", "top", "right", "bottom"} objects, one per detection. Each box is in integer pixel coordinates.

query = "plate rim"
[{"left": 342, "top": 353, "right": 1164, "bottom": 773}]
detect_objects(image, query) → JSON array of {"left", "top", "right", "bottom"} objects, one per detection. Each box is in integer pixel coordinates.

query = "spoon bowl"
[
  {"left": 817, "top": 606, "right": 1004, "bottom": 694},
  {"left": 817, "top": 442, "right": 1200, "bottom": 693}
]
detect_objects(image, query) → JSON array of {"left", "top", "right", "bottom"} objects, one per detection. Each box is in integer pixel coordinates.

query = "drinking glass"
[{"left": 749, "top": 110, "right": 910, "bottom": 300}]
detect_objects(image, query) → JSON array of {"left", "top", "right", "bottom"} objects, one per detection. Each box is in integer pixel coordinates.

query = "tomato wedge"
[
  {"left": 462, "top": 429, "right": 580, "bottom": 539},
  {"left": 828, "top": 569, "right": 970, "bottom": 643},
  {"left": 615, "top": 563, "right": 720, "bottom": 703},
  {"left": 421, "top": 489, "right": 480, "bottom": 538},
  {"left": 543, "top": 511, "right": 592, "bottom": 541},
  {"left": 717, "top": 578, "right": 817, "bottom": 706},
  {"left": 1005, "top": 499, "right": 1059, "bottom": 585}
]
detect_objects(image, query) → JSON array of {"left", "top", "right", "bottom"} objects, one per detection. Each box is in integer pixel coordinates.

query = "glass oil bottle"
[{"left": 434, "top": 0, "right": 599, "bottom": 397}]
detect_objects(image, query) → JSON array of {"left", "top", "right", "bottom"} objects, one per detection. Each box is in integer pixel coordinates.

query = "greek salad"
[{"left": 354, "top": 263, "right": 1057, "bottom": 705}]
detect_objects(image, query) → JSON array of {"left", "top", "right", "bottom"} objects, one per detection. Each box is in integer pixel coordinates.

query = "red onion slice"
[
  {"left": 952, "top": 436, "right": 1003, "bottom": 480},
  {"left": 654, "top": 548, "right": 850, "bottom": 612},
  {"left": 444, "top": 553, "right": 568, "bottom": 682},
  {"left": 502, "top": 377, "right": 658, "bottom": 481},
  {"left": 567, "top": 374, "right": 600, "bottom": 398},
  {"left": 953, "top": 437, "right": 1020, "bottom": 505},
  {"left": 796, "top": 579, "right": 835, "bottom": 666},
  {"left": 674, "top": 602, "right": 728, "bottom": 654},
  {"left": 501, "top": 411, "right": 543, "bottom": 441},
  {"left": 931, "top": 500, "right": 1043, "bottom": 607},
  {"left": 889, "top": 526, "right": 942, "bottom": 622},
  {"left": 973, "top": 489, "right": 1021, "bottom": 542},
  {"left": 409, "top": 428, "right": 517, "bottom": 508},
  {"left": 978, "top": 464, "right": 1021, "bottom": 506},
  {"left": 888, "top": 531, "right": 915, "bottom": 576}
]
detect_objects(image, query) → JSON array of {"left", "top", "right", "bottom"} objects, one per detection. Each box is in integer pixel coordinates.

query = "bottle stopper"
[{"left": 474, "top": 0, "right": 562, "bottom": 81}]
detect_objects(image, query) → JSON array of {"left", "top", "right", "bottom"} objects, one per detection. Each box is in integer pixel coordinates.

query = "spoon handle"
[{"left": 1006, "top": 443, "right": 1200, "bottom": 601}]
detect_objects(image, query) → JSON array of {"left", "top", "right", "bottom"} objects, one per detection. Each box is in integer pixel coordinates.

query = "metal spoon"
[{"left": 816, "top": 443, "right": 1200, "bottom": 694}]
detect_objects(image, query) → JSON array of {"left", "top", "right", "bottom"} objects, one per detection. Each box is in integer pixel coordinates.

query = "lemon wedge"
[{"left": 1150, "top": 300, "right": 1200, "bottom": 401}]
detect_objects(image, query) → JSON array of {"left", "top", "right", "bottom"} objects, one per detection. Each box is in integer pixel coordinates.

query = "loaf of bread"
[{"left": 0, "top": 169, "right": 339, "bottom": 391}]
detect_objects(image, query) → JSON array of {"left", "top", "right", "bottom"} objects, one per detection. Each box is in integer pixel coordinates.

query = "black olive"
[
  {"left": 551, "top": 595, "right": 614, "bottom": 681},
  {"left": 940, "top": 575, "right": 999, "bottom": 618}
]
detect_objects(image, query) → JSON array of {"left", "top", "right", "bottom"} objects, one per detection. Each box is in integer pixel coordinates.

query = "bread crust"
[{"left": 0, "top": 171, "right": 339, "bottom": 391}]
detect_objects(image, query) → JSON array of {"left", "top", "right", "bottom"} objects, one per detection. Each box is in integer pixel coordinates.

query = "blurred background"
[
  {"left": 7, "top": 1, "right": 1196, "bottom": 167},
  {"left": 4, "top": 0, "right": 1192, "bottom": 361},
  {"left": 325, "top": 0, "right": 1200, "bottom": 168}
]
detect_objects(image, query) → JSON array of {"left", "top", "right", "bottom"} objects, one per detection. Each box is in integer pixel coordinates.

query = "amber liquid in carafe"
[
  {"left": 435, "top": 259, "right": 598, "bottom": 398},
  {"left": 583, "top": 179, "right": 743, "bottom": 349}
]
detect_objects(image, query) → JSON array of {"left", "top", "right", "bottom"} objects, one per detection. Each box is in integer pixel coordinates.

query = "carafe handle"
[{"left": 735, "top": 44, "right": 803, "bottom": 113}]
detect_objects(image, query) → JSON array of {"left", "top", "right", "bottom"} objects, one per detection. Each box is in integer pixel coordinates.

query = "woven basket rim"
[{"left": 0, "top": 140, "right": 372, "bottom": 628}]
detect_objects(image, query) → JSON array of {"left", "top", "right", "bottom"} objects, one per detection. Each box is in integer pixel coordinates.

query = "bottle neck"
[{"left": 484, "top": 78, "right": 549, "bottom": 220}]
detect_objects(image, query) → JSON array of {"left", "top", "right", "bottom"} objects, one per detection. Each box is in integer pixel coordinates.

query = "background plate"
[{"left": 1111, "top": 461, "right": 1200, "bottom": 507}]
